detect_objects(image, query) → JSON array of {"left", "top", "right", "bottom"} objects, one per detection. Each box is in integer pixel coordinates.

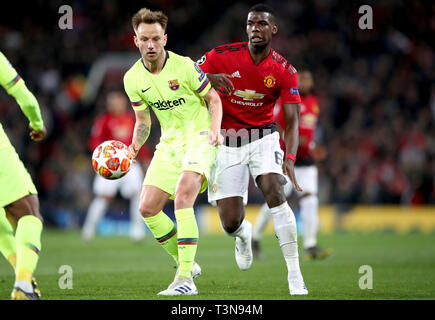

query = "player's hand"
[
  {"left": 282, "top": 158, "right": 302, "bottom": 192},
  {"left": 128, "top": 144, "right": 139, "bottom": 163},
  {"left": 207, "top": 73, "right": 234, "bottom": 95},
  {"left": 207, "top": 129, "right": 224, "bottom": 146},
  {"left": 29, "top": 126, "right": 47, "bottom": 141}
]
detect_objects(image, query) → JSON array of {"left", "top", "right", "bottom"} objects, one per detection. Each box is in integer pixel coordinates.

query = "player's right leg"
[
  {"left": 0, "top": 134, "right": 43, "bottom": 300},
  {"left": 208, "top": 143, "right": 252, "bottom": 271},
  {"left": 5, "top": 194, "right": 43, "bottom": 300},
  {"left": 139, "top": 185, "right": 175, "bottom": 260}
]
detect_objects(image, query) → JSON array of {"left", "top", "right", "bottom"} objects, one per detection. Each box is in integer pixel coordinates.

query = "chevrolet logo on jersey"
[
  {"left": 147, "top": 97, "right": 186, "bottom": 110},
  {"left": 233, "top": 89, "right": 265, "bottom": 101}
]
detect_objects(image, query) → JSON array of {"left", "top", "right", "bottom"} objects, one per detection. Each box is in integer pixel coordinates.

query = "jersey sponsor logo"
[
  {"left": 230, "top": 99, "right": 263, "bottom": 107},
  {"left": 233, "top": 89, "right": 265, "bottom": 101},
  {"left": 196, "top": 55, "right": 206, "bottom": 65},
  {"left": 168, "top": 79, "right": 180, "bottom": 91},
  {"left": 290, "top": 88, "right": 299, "bottom": 95},
  {"left": 264, "top": 75, "right": 276, "bottom": 88},
  {"left": 141, "top": 87, "right": 151, "bottom": 93},
  {"left": 147, "top": 97, "right": 186, "bottom": 110},
  {"left": 231, "top": 70, "right": 241, "bottom": 78}
]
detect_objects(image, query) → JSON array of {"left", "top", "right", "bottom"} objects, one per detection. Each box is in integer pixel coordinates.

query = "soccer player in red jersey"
[
  {"left": 82, "top": 90, "right": 150, "bottom": 242},
  {"left": 198, "top": 4, "right": 307, "bottom": 295},
  {"left": 252, "top": 70, "right": 332, "bottom": 261}
]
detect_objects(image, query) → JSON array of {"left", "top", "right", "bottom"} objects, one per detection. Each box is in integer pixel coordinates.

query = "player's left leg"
[
  {"left": 257, "top": 173, "right": 307, "bottom": 295},
  {"left": 0, "top": 208, "right": 16, "bottom": 271},
  {"left": 252, "top": 178, "right": 293, "bottom": 259},
  {"left": 157, "top": 171, "right": 203, "bottom": 296},
  {"left": 250, "top": 132, "right": 307, "bottom": 295}
]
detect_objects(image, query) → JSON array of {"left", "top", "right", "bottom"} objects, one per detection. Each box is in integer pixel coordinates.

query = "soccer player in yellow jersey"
[
  {"left": 0, "top": 51, "right": 46, "bottom": 300},
  {"left": 123, "top": 8, "right": 223, "bottom": 296}
]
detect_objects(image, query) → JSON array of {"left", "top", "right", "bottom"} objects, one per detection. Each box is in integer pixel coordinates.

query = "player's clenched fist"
[{"left": 29, "top": 125, "right": 47, "bottom": 141}]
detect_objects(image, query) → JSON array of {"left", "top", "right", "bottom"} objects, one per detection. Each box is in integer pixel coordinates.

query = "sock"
[
  {"left": 270, "top": 202, "right": 304, "bottom": 284},
  {"left": 82, "top": 197, "right": 108, "bottom": 240},
  {"left": 129, "top": 193, "right": 145, "bottom": 241},
  {"left": 222, "top": 220, "right": 249, "bottom": 241},
  {"left": 143, "top": 211, "right": 178, "bottom": 263},
  {"left": 0, "top": 209, "right": 17, "bottom": 271},
  {"left": 174, "top": 208, "right": 198, "bottom": 279},
  {"left": 15, "top": 215, "right": 43, "bottom": 285},
  {"left": 252, "top": 203, "right": 272, "bottom": 242},
  {"left": 300, "top": 195, "right": 319, "bottom": 249}
]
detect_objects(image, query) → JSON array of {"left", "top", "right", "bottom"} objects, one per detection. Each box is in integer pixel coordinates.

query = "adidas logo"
[{"left": 231, "top": 70, "right": 241, "bottom": 78}]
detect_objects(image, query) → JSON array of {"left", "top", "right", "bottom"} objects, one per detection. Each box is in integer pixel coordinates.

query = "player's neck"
[
  {"left": 142, "top": 50, "right": 167, "bottom": 74},
  {"left": 248, "top": 43, "right": 271, "bottom": 66}
]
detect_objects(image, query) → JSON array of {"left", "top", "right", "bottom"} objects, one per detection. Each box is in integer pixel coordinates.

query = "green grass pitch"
[{"left": 1, "top": 230, "right": 434, "bottom": 300}]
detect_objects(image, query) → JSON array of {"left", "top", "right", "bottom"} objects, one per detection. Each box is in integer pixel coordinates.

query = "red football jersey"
[
  {"left": 274, "top": 94, "right": 320, "bottom": 160},
  {"left": 198, "top": 42, "right": 301, "bottom": 131}
]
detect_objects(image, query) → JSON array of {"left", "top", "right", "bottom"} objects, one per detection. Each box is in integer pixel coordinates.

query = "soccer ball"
[{"left": 92, "top": 140, "right": 133, "bottom": 180}]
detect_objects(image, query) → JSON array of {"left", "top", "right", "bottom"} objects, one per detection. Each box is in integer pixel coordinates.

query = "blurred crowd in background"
[{"left": 0, "top": 0, "right": 434, "bottom": 226}]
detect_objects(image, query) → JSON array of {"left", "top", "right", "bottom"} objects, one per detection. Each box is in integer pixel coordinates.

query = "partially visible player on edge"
[
  {"left": 123, "top": 8, "right": 223, "bottom": 296},
  {"left": 198, "top": 4, "right": 307, "bottom": 295},
  {"left": 252, "top": 69, "right": 332, "bottom": 261},
  {"left": 82, "top": 90, "right": 151, "bottom": 243},
  {"left": 0, "top": 51, "right": 46, "bottom": 300}
]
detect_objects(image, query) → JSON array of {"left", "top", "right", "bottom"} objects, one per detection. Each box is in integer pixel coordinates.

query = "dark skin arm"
[
  {"left": 282, "top": 102, "right": 302, "bottom": 192},
  {"left": 206, "top": 73, "right": 234, "bottom": 95}
]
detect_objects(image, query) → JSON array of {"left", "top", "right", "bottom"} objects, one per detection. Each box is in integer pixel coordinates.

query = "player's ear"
[
  {"left": 163, "top": 34, "right": 167, "bottom": 46},
  {"left": 133, "top": 35, "right": 139, "bottom": 48},
  {"left": 272, "top": 24, "right": 278, "bottom": 35}
]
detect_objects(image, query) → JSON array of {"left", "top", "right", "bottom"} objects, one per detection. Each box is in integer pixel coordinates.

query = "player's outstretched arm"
[
  {"left": 204, "top": 87, "right": 224, "bottom": 146},
  {"left": 129, "top": 108, "right": 151, "bottom": 159},
  {"left": 282, "top": 102, "right": 302, "bottom": 192}
]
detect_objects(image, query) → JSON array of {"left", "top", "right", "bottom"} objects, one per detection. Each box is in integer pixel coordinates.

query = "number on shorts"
[{"left": 275, "top": 151, "right": 283, "bottom": 165}]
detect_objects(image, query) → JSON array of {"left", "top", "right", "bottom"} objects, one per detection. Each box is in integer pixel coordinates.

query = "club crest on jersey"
[
  {"left": 168, "top": 80, "right": 180, "bottom": 91},
  {"left": 264, "top": 75, "right": 276, "bottom": 88}
]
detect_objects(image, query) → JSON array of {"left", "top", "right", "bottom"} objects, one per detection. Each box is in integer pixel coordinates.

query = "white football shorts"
[
  {"left": 208, "top": 131, "right": 285, "bottom": 206},
  {"left": 93, "top": 162, "right": 144, "bottom": 198}
]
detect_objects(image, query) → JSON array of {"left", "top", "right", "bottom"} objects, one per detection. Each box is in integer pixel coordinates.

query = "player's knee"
[
  {"left": 174, "top": 189, "right": 195, "bottom": 210},
  {"left": 264, "top": 189, "right": 286, "bottom": 208},
  {"left": 221, "top": 216, "right": 242, "bottom": 234},
  {"left": 138, "top": 202, "right": 158, "bottom": 218}
]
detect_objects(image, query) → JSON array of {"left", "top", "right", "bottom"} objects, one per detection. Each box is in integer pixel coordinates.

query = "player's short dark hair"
[
  {"left": 248, "top": 4, "right": 276, "bottom": 22},
  {"left": 132, "top": 8, "right": 168, "bottom": 32}
]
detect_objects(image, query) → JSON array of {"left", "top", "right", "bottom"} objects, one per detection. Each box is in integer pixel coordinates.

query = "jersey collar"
[{"left": 141, "top": 51, "right": 170, "bottom": 73}]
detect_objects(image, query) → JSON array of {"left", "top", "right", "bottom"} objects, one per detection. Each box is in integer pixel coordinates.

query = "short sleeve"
[
  {"left": 185, "top": 57, "right": 211, "bottom": 97},
  {"left": 280, "top": 66, "right": 301, "bottom": 105},
  {"left": 0, "top": 51, "right": 22, "bottom": 94},
  {"left": 196, "top": 49, "right": 217, "bottom": 74},
  {"left": 123, "top": 70, "right": 147, "bottom": 111}
]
